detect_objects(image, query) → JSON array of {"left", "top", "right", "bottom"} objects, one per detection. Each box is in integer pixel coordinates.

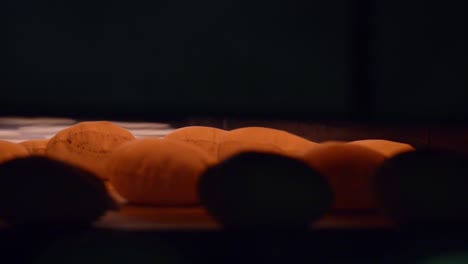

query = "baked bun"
[
  {"left": 107, "top": 139, "right": 216, "bottom": 206},
  {"left": 302, "top": 142, "right": 386, "bottom": 212},
  {"left": 45, "top": 121, "right": 136, "bottom": 180},
  {"left": 220, "top": 127, "right": 317, "bottom": 159},
  {"left": 0, "top": 140, "right": 29, "bottom": 164},
  {"left": 348, "top": 139, "right": 415, "bottom": 158}
]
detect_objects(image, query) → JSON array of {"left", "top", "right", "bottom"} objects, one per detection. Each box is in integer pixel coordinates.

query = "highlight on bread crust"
[
  {"left": 320, "top": 140, "right": 348, "bottom": 144},
  {"left": 198, "top": 151, "right": 334, "bottom": 229},
  {"left": 302, "top": 142, "right": 387, "bottom": 212},
  {"left": 104, "top": 181, "right": 128, "bottom": 205},
  {"left": 45, "top": 121, "right": 136, "bottom": 180},
  {"left": 220, "top": 127, "right": 318, "bottom": 159},
  {"left": 163, "top": 126, "right": 227, "bottom": 159},
  {"left": 0, "top": 140, "right": 29, "bottom": 164},
  {"left": 107, "top": 138, "right": 216, "bottom": 206},
  {"left": 0, "top": 156, "right": 118, "bottom": 228},
  {"left": 348, "top": 139, "right": 415, "bottom": 158},
  {"left": 20, "top": 139, "right": 49, "bottom": 155}
]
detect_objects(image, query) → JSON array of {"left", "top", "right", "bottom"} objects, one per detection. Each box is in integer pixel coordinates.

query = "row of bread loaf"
[{"left": 0, "top": 122, "right": 415, "bottom": 211}]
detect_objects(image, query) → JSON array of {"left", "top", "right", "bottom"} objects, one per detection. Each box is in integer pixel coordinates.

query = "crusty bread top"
[
  {"left": 164, "top": 126, "right": 227, "bottom": 159},
  {"left": 20, "top": 139, "right": 49, "bottom": 155},
  {"left": 45, "top": 121, "right": 136, "bottom": 180},
  {"left": 106, "top": 138, "right": 216, "bottom": 205},
  {"left": 221, "top": 126, "right": 318, "bottom": 158},
  {"left": 348, "top": 139, "right": 415, "bottom": 158}
]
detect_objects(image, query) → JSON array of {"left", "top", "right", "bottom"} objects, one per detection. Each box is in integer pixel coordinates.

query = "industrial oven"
[{"left": 1, "top": 0, "right": 468, "bottom": 263}]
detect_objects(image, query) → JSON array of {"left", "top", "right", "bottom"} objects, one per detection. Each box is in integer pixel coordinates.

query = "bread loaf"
[
  {"left": 45, "top": 121, "right": 136, "bottom": 180},
  {"left": 302, "top": 142, "right": 386, "bottom": 212},
  {"left": 164, "top": 126, "right": 226, "bottom": 159},
  {"left": 348, "top": 139, "right": 415, "bottom": 158},
  {"left": 0, "top": 140, "right": 29, "bottom": 164},
  {"left": 20, "top": 139, "right": 49, "bottom": 155},
  {"left": 220, "top": 127, "right": 317, "bottom": 159},
  {"left": 374, "top": 149, "right": 468, "bottom": 228},
  {"left": 0, "top": 156, "right": 117, "bottom": 228},
  {"left": 198, "top": 152, "right": 334, "bottom": 229},
  {"left": 107, "top": 139, "right": 216, "bottom": 206}
]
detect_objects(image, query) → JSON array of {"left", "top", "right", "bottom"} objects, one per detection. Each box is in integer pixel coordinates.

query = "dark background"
[{"left": 1, "top": 0, "right": 467, "bottom": 123}]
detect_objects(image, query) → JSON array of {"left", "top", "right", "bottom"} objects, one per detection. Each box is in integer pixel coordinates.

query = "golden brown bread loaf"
[
  {"left": 20, "top": 139, "right": 49, "bottom": 155},
  {"left": 302, "top": 142, "right": 387, "bottom": 212},
  {"left": 348, "top": 139, "right": 415, "bottom": 158},
  {"left": 106, "top": 138, "right": 216, "bottom": 206},
  {"left": 45, "top": 121, "right": 136, "bottom": 180},
  {"left": 163, "top": 126, "right": 227, "bottom": 159},
  {"left": 320, "top": 140, "right": 347, "bottom": 144},
  {"left": 220, "top": 127, "right": 318, "bottom": 159},
  {"left": 0, "top": 140, "right": 29, "bottom": 164}
]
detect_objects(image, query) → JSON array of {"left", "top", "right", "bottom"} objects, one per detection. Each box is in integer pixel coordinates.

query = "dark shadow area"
[
  {"left": 1, "top": 228, "right": 468, "bottom": 263},
  {"left": 1, "top": 0, "right": 352, "bottom": 121}
]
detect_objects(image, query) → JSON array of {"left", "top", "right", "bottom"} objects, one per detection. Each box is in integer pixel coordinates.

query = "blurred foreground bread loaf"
[
  {"left": 374, "top": 149, "right": 468, "bottom": 228},
  {"left": 107, "top": 139, "right": 216, "bottom": 206},
  {"left": 45, "top": 121, "right": 136, "bottom": 180},
  {"left": 0, "top": 140, "right": 29, "bottom": 164},
  {"left": 0, "top": 156, "right": 117, "bottom": 228},
  {"left": 20, "top": 139, "right": 49, "bottom": 155},
  {"left": 198, "top": 152, "right": 334, "bottom": 229},
  {"left": 302, "top": 142, "right": 386, "bottom": 212}
]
